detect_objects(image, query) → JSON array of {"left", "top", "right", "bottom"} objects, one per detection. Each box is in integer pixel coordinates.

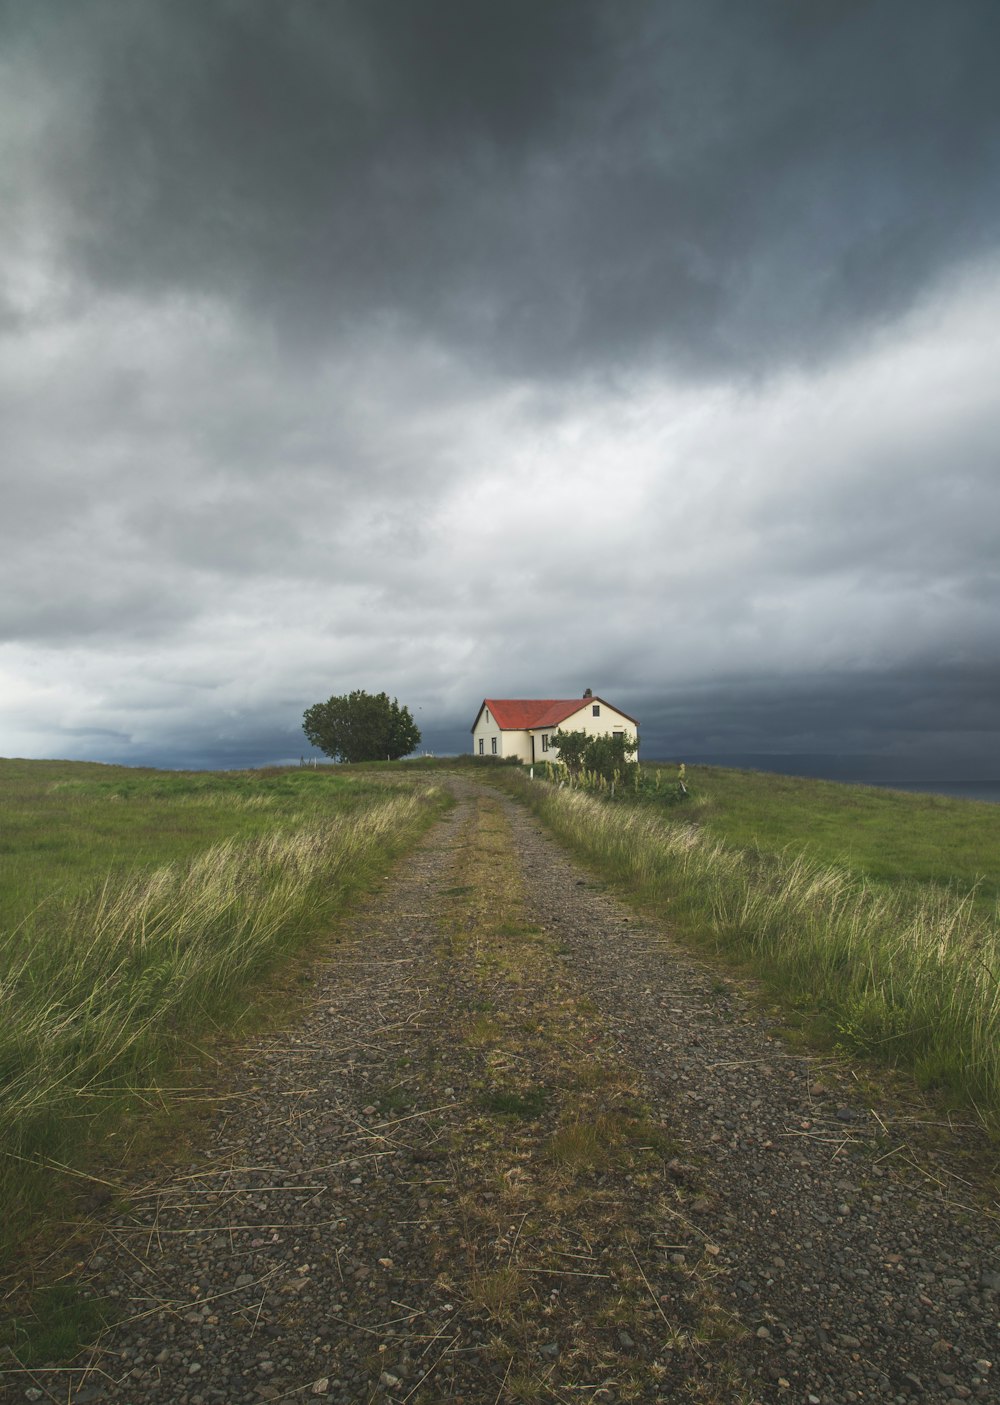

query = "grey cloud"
[
  {"left": 2, "top": 2, "right": 999, "bottom": 775},
  {"left": 5, "top": 1, "right": 999, "bottom": 379},
  {"left": 36, "top": 716, "right": 307, "bottom": 773},
  {"left": 630, "top": 662, "right": 1000, "bottom": 768},
  {"left": 0, "top": 565, "right": 201, "bottom": 646},
  {"left": 130, "top": 494, "right": 312, "bottom": 577},
  {"left": 0, "top": 290, "right": 479, "bottom": 647}
]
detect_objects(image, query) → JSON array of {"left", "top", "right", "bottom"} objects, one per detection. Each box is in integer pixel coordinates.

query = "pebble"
[{"left": 7, "top": 781, "right": 998, "bottom": 1405}]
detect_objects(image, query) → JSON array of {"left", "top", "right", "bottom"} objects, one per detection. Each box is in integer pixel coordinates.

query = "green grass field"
[
  {"left": 0, "top": 758, "right": 407, "bottom": 931},
  {"left": 3, "top": 750, "right": 998, "bottom": 1269},
  {"left": 675, "top": 764, "right": 1000, "bottom": 908},
  {"left": 0, "top": 758, "right": 446, "bottom": 1260}
]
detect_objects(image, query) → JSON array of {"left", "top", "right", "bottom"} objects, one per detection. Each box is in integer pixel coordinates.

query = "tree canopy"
[{"left": 302, "top": 690, "right": 421, "bottom": 763}]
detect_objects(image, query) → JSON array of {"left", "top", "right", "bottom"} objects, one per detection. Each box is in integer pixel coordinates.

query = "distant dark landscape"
[
  {"left": 408, "top": 728, "right": 1000, "bottom": 806},
  {"left": 677, "top": 755, "right": 1000, "bottom": 805}
]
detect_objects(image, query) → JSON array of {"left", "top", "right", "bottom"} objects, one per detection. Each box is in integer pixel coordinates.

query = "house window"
[
  {"left": 478, "top": 738, "right": 484, "bottom": 755},
  {"left": 613, "top": 730, "right": 623, "bottom": 739},
  {"left": 592, "top": 704, "right": 600, "bottom": 717},
  {"left": 491, "top": 737, "right": 497, "bottom": 755},
  {"left": 485, "top": 709, "right": 490, "bottom": 723},
  {"left": 541, "top": 734, "right": 549, "bottom": 752}
]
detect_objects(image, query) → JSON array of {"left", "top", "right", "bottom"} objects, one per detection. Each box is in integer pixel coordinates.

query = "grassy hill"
[
  {"left": 676, "top": 763, "right": 1000, "bottom": 905},
  {"left": 0, "top": 758, "right": 445, "bottom": 1256},
  {"left": 2, "top": 751, "right": 997, "bottom": 1267},
  {"left": 0, "top": 758, "right": 409, "bottom": 930}
]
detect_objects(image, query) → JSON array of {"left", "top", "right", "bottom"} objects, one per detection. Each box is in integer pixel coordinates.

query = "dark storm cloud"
[
  {"left": 10, "top": 0, "right": 1000, "bottom": 378},
  {"left": 633, "top": 662, "right": 1000, "bottom": 771},
  {"left": 0, "top": 584, "right": 196, "bottom": 646},
  {"left": 2, "top": 1, "right": 999, "bottom": 772},
  {"left": 0, "top": 282, "right": 477, "bottom": 648}
]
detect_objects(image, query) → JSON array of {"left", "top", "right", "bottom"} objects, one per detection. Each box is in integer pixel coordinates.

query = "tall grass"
[
  {"left": 0, "top": 759, "right": 405, "bottom": 930},
  {"left": 502, "top": 776, "right": 1000, "bottom": 1131},
  {"left": 651, "top": 761, "right": 1000, "bottom": 908},
  {"left": 0, "top": 786, "right": 442, "bottom": 1245}
]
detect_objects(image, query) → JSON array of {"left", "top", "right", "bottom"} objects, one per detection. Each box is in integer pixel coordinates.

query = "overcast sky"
[{"left": 2, "top": 0, "right": 999, "bottom": 772}]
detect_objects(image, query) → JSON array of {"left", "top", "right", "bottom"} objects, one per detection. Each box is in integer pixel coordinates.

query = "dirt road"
[{"left": 4, "top": 779, "right": 997, "bottom": 1404}]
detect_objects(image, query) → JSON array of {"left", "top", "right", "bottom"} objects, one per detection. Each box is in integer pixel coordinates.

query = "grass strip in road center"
[{"left": 423, "top": 793, "right": 751, "bottom": 1403}]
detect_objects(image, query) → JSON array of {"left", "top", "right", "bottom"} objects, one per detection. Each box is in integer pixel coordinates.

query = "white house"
[{"left": 470, "top": 692, "right": 639, "bottom": 765}]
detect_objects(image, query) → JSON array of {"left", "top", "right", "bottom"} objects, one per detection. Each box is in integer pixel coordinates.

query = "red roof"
[{"left": 474, "top": 697, "right": 639, "bottom": 731}]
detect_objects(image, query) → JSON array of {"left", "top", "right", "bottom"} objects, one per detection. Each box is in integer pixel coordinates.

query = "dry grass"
[
  {"left": 499, "top": 773, "right": 1000, "bottom": 1131},
  {"left": 0, "top": 786, "right": 444, "bottom": 1254}
]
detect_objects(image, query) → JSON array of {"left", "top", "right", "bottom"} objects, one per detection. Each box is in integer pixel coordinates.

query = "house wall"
[
  {"left": 471, "top": 708, "right": 504, "bottom": 758},
  {"left": 471, "top": 715, "right": 535, "bottom": 763},
  {"left": 541, "top": 703, "right": 639, "bottom": 763},
  {"left": 500, "top": 729, "right": 533, "bottom": 763}
]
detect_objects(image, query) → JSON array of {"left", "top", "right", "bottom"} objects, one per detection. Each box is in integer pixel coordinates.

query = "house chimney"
[{"left": 583, "top": 687, "right": 593, "bottom": 697}]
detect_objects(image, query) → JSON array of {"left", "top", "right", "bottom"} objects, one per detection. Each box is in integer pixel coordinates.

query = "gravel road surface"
[{"left": 3, "top": 778, "right": 997, "bottom": 1404}]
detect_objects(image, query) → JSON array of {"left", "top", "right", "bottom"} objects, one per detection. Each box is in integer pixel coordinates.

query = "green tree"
[
  {"left": 550, "top": 728, "right": 589, "bottom": 778},
  {"left": 583, "top": 731, "right": 638, "bottom": 785},
  {"left": 553, "top": 728, "right": 638, "bottom": 783},
  {"left": 302, "top": 691, "right": 421, "bottom": 763}
]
